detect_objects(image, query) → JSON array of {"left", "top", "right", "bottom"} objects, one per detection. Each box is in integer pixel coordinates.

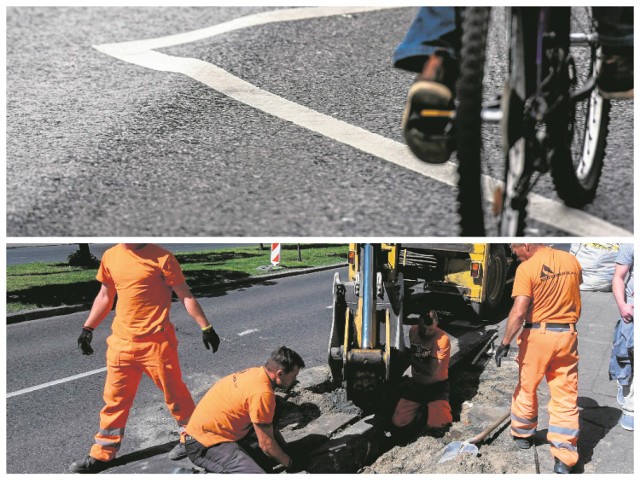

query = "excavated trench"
[
  {"left": 268, "top": 326, "right": 547, "bottom": 474},
  {"left": 276, "top": 353, "right": 535, "bottom": 474},
  {"left": 110, "top": 326, "right": 550, "bottom": 474}
]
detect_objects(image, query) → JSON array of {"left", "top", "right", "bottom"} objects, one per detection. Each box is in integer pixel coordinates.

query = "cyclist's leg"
[
  {"left": 592, "top": 7, "right": 633, "bottom": 98},
  {"left": 394, "top": 7, "right": 462, "bottom": 163},
  {"left": 393, "top": 7, "right": 461, "bottom": 72}
]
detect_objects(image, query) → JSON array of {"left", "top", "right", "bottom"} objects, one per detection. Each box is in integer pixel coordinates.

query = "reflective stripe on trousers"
[
  {"left": 90, "top": 326, "right": 195, "bottom": 461},
  {"left": 511, "top": 328, "right": 580, "bottom": 467}
]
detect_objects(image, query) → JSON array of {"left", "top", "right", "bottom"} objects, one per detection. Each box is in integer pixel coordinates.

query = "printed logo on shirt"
[
  {"left": 540, "top": 265, "right": 578, "bottom": 282},
  {"left": 411, "top": 343, "right": 432, "bottom": 359}
]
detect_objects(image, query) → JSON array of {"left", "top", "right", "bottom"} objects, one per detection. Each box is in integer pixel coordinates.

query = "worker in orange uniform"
[
  {"left": 69, "top": 243, "right": 220, "bottom": 474},
  {"left": 495, "top": 244, "right": 582, "bottom": 474},
  {"left": 184, "top": 346, "right": 306, "bottom": 473},
  {"left": 391, "top": 309, "right": 452, "bottom": 437}
]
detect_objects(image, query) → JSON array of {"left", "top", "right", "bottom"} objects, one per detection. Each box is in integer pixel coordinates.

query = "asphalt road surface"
[
  {"left": 6, "top": 7, "right": 633, "bottom": 236},
  {"left": 6, "top": 267, "right": 343, "bottom": 473}
]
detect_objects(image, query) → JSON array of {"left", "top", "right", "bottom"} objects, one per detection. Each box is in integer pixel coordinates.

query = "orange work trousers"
[
  {"left": 392, "top": 398, "right": 452, "bottom": 429},
  {"left": 511, "top": 326, "right": 579, "bottom": 467},
  {"left": 90, "top": 324, "right": 196, "bottom": 462}
]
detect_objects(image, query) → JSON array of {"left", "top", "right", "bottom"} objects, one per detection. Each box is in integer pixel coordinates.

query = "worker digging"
[{"left": 66, "top": 243, "right": 632, "bottom": 474}]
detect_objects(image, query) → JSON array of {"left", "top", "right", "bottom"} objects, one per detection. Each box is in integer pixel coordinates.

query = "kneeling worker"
[
  {"left": 391, "top": 310, "right": 452, "bottom": 435},
  {"left": 184, "top": 346, "right": 305, "bottom": 473}
]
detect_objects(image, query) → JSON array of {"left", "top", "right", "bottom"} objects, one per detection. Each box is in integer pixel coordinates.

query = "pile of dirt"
[{"left": 362, "top": 351, "right": 540, "bottom": 474}]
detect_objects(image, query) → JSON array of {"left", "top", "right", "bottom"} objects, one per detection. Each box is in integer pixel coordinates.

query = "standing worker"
[
  {"left": 391, "top": 309, "right": 452, "bottom": 437},
  {"left": 184, "top": 346, "right": 305, "bottom": 473},
  {"left": 69, "top": 243, "right": 221, "bottom": 473},
  {"left": 495, "top": 244, "right": 582, "bottom": 474},
  {"left": 610, "top": 243, "right": 633, "bottom": 430}
]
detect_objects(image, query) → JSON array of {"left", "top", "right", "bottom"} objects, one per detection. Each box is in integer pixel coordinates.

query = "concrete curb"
[{"left": 6, "top": 263, "right": 346, "bottom": 325}]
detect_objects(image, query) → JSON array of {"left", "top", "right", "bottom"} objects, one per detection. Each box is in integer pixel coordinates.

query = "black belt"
[{"left": 523, "top": 322, "right": 576, "bottom": 331}]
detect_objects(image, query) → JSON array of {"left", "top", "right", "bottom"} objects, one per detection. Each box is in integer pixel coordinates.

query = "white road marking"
[
  {"left": 238, "top": 328, "right": 258, "bottom": 336},
  {"left": 6, "top": 367, "right": 107, "bottom": 399},
  {"left": 93, "top": 7, "right": 631, "bottom": 237}
]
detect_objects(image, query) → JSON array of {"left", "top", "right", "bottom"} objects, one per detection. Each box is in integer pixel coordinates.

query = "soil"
[
  {"left": 363, "top": 348, "right": 543, "bottom": 474},
  {"left": 277, "top": 349, "right": 549, "bottom": 474}
]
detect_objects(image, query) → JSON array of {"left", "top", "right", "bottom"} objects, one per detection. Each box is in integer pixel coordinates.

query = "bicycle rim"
[{"left": 549, "top": 8, "right": 610, "bottom": 207}]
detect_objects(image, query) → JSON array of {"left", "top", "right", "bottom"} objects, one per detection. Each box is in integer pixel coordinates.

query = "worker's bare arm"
[
  {"left": 253, "top": 422, "right": 291, "bottom": 468},
  {"left": 172, "top": 281, "right": 211, "bottom": 329},
  {"left": 83, "top": 283, "right": 116, "bottom": 329}
]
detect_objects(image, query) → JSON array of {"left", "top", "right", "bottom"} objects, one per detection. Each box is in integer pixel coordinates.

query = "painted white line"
[
  {"left": 94, "top": 7, "right": 632, "bottom": 237},
  {"left": 238, "top": 328, "right": 258, "bottom": 336},
  {"left": 7, "top": 367, "right": 107, "bottom": 399},
  {"left": 95, "top": 7, "right": 396, "bottom": 55}
]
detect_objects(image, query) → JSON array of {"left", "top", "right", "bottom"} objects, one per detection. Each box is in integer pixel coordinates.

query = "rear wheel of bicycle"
[
  {"left": 548, "top": 8, "right": 610, "bottom": 207},
  {"left": 456, "top": 7, "right": 491, "bottom": 236}
]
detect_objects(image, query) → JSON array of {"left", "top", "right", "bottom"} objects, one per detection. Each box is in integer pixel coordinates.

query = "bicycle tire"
[
  {"left": 548, "top": 9, "right": 611, "bottom": 207},
  {"left": 456, "top": 7, "right": 491, "bottom": 236},
  {"left": 499, "top": 8, "right": 537, "bottom": 236}
]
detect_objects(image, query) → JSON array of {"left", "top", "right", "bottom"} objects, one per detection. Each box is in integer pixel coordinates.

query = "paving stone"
[{"left": 284, "top": 411, "right": 361, "bottom": 444}]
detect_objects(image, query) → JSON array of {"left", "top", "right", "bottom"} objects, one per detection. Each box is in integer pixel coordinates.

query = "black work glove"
[
  {"left": 495, "top": 343, "right": 510, "bottom": 367},
  {"left": 286, "top": 456, "right": 309, "bottom": 473},
  {"left": 78, "top": 327, "right": 94, "bottom": 355},
  {"left": 202, "top": 326, "right": 220, "bottom": 353}
]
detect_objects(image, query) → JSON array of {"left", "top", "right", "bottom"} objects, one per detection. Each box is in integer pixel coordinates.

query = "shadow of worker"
[{"left": 574, "top": 396, "right": 621, "bottom": 473}]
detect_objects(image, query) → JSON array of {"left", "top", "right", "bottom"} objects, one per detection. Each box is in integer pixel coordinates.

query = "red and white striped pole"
[{"left": 270, "top": 243, "right": 281, "bottom": 266}]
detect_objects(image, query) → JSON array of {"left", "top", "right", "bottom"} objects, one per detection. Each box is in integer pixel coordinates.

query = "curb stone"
[{"left": 7, "top": 263, "right": 346, "bottom": 325}]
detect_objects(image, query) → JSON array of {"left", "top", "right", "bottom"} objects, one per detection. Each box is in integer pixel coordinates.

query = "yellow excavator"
[{"left": 328, "top": 243, "right": 515, "bottom": 411}]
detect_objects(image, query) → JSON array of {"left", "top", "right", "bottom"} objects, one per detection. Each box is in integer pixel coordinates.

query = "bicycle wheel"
[
  {"left": 548, "top": 8, "right": 610, "bottom": 207},
  {"left": 498, "top": 7, "right": 536, "bottom": 236},
  {"left": 456, "top": 7, "right": 491, "bottom": 236}
]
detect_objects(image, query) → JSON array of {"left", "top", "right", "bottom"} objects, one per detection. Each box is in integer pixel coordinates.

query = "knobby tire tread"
[{"left": 456, "top": 7, "right": 491, "bottom": 236}]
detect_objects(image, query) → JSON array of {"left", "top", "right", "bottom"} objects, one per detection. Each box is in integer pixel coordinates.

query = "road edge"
[{"left": 7, "top": 263, "right": 346, "bottom": 325}]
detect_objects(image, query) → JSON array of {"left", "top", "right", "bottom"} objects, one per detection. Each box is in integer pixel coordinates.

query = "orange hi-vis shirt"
[
  {"left": 512, "top": 247, "right": 582, "bottom": 324},
  {"left": 97, "top": 244, "right": 186, "bottom": 340},
  {"left": 409, "top": 325, "right": 450, "bottom": 384},
  {"left": 186, "top": 367, "right": 276, "bottom": 447}
]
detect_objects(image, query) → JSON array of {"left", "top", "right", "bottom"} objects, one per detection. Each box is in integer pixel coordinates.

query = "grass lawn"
[{"left": 6, "top": 244, "right": 348, "bottom": 313}]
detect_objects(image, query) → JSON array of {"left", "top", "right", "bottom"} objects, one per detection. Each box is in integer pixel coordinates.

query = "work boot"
[
  {"left": 597, "top": 46, "right": 634, "bottom": 99},
  {"left": 168, "top": 441, "right": 188, "bottom": 461},
  {"left": 619, "top": 413, "right": 634, "bottom": 431},
  {"left": 402, "top": 50, "right": 458, "bottom": 164},
  {"left": 553, "top": 457, "right": 572, "bottom": 474},
  {"left": 69, "top": 455, "right": 113, "bottom": 474},
  {"left": 512, "top": 435, "right": 534, "bottom": 449}
]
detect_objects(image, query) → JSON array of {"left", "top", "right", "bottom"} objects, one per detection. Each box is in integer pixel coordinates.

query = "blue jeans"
[
  {"left": 393, "top": 7, "right": 460, "bottom": 73},
  {"left": 394, "top": 7, "right": 634, "bottom": 73}
]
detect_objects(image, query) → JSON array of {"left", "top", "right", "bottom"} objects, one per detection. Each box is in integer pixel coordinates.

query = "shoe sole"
[
  {"left": 402, "top": 81, "right": 454, "bottom": 164},
  {"left": 599, "top": 88, "right": 634, "bottom": 100}
]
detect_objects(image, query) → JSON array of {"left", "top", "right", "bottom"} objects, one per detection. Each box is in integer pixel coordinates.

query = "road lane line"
[
  {"left": 93, "top": 8, "right": 632, "bottom": 237},
  {"left": 7, "top": 367, "right": 107, "bottom": 399},
  {"left": 238, "top": 328, "right": 258, "bottom": 336}
]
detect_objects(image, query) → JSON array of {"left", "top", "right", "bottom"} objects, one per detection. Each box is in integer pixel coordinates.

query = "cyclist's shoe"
[
  {"left": 597, "top": 47, "right": 634, "bottom": 100},
  {"left": 402, "top": 50, "right": 458, "bottom": 164},
  {"left": 69, "top": 455, "right": 114, "bottom": 473}
]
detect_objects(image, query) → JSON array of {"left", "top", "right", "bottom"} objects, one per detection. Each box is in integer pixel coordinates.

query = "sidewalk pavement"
[{"left": 532, "top": 289, "right": 634, "bottom": 474}]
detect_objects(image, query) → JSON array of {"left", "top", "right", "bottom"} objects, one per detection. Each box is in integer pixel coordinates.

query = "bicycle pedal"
[
  {"left": 419, "top": 109, "right": 455, "bottom": 119},
  {"left": 492, "top": 187, "right": 504, "bottom": 216}
]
